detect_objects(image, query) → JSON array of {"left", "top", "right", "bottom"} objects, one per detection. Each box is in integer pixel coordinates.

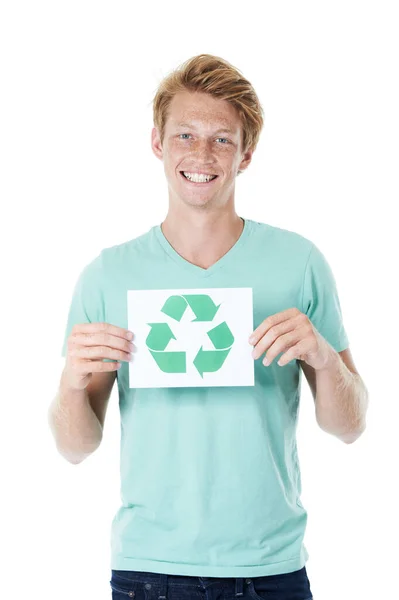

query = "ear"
[
  {"left": 238, "top": 147, "right": 254, "bottom": 173},
  {"left": 151, "top": 127, "right": 163, "bottom": 161}
]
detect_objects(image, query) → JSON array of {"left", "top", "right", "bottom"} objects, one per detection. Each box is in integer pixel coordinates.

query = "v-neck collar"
[{"left": 153, "top": 217, "right": 254, "bottom": 278}]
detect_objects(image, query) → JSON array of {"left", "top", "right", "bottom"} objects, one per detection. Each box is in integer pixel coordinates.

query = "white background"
[{"left": 1, "top": 1, "right": 398, "bottom": 598}]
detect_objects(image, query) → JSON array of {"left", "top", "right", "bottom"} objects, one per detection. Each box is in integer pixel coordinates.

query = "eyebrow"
[{"left": 176, "top": 122, "right": 235, "bottom": 134}]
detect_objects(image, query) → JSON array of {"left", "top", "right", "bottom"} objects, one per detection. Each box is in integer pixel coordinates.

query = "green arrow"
[
  {"left": 146, "top": 322, "right": 176, "bottom": 351},
  {"left": 207, "top": 321, "right": 234, "bottom": 349},
  {"left": 147, "top": 294, "right": 233, "bottom": 377},
  {"left": 149, "top": 350, "right": 186, "bottom": 373},
  {"left": 183, "top": 294, "right": 221, "bottom": 321},
  {"left": 193, "top": 347, "right": 231, "bottom": 378},
  {"left": 161, "top": 296, "right": 187, "bottom": 321},
  {"left": 161, "top": 294, "right": 221, "bottom": 322}
]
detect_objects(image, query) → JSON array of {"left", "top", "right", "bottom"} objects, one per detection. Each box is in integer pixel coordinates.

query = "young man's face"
[{"left": 151, "top": 90, "right": 253, "bottom": 210}]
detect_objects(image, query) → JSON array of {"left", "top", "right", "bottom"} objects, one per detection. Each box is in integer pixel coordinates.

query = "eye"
[
  {"left": 178, "top": 133, "right": 191, "bottom": 139},
  {"left": 216, "top": 137, "right": 229, "bottom": 144}
]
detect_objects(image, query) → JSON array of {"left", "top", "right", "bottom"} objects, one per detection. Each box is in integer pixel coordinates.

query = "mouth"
[{"left": 179, "top": 171, "right": 219, "bottom": 185}]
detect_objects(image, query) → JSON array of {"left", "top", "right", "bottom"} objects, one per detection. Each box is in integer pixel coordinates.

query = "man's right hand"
[{"left": 63, "top": 323, "right": 135, "bottom": 391}]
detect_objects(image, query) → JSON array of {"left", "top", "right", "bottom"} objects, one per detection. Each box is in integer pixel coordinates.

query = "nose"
[{"left": 191, "top": 138, "right": 216, "bottom": 163}]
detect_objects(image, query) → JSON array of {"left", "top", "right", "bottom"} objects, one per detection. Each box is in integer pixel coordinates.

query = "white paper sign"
[{"left": 127, "top": 287, "right": 254, "bottom": 388}]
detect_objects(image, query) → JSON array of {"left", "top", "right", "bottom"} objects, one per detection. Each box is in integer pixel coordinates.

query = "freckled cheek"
[{"left": 168, "top": 142, "right": 188, "bottom": 161}]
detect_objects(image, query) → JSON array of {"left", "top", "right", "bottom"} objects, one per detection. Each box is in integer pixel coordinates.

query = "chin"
[{"left": 182, "top": 196, "right": 214, "bottom": 207}]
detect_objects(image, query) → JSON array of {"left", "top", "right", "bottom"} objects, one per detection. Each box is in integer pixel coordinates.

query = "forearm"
[
  {"left": 48, "top": 371, "right": 103, "bottom": 464},
  {"left": 315, "top": 348, "right": 369, "bottom": 442}
]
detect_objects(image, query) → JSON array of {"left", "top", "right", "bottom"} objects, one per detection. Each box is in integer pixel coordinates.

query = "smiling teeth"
[{"left": 183, "top": 172, "right": 217, "bottom": 182}]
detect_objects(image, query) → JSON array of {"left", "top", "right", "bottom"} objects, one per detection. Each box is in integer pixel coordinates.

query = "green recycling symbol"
[{"left": 145, "top": 294, "right": 234, "bottom": 378}]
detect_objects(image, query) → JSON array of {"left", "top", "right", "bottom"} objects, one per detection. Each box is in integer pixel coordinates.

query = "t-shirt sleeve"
[
  {"left": 301, "top": 242, "right": 349, "bottom": 352},
  {"left": 60, "top": 252, "right": 106, "bottom": 357}
]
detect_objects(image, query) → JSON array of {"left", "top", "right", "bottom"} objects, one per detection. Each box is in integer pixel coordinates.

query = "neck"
[{"left": 160, "top": 209, "right": 244, "bottom": 270}]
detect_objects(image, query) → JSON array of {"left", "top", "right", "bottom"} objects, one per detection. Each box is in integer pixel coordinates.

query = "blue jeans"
[{"left": 110, "top": 567, "right": 313, "bottom": 600}]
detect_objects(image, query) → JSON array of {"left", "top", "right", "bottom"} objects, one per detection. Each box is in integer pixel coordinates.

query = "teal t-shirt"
[{"left": 61, "top": 218, "right": 349, "bottom": 577}]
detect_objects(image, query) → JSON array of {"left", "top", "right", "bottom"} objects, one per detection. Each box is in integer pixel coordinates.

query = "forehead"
[{"left": 166, "top": 91, "right": 240, "bottom": 132}]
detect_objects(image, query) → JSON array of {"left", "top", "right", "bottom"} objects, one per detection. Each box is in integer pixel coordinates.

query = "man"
[{"left": 49, "top": 54, "right": 368, "bottom": 600}]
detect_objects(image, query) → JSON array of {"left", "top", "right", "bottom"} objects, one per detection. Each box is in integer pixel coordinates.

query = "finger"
[
  {"left": 70, "top": 327, "right": 135, "bottom": 355},
  {"left": 260, "top": 330, "right": 301, "bottom": 365},
  {"left": 72, "top": 322, "right": 134, "bottom": 341},
  {"left": 249, "top": 308, "right": 299, "bottom": 345},
  {"left": 74, "top": 359, "right": 122, "bottom": 374},
  {"left": 276, "top": 342, "right": 304, "bottom": 366},
  {"left": 72, "top": 344, "right": 133, "bottom": 363},
  {"left": 252, "top": 318, "right": 297, "bottom": 360},
  {"left": 277, "top": 334, "right": 314, "bottom": 366}
]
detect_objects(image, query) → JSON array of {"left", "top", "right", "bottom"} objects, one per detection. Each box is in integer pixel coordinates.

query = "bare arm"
[
  {"left": 299, "top": 347, "right": 369, "bottom": 443},
  {"left": 48, "top": 369, "right": 115, "bottom": 464},
  {"left": 48, "top": 322, "right": 134, "bottom": 464}
]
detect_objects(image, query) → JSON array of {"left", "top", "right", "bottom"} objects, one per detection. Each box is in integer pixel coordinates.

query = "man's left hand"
[{"left": 248, "top": 307, "right": 333, "bottom": 371}]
